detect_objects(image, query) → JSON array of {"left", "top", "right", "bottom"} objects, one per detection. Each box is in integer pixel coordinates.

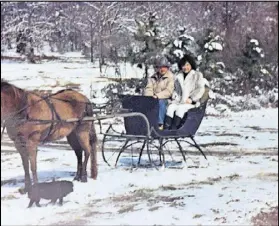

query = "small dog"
[{"left": 27, "top": 180, "right": 74, "bottom": 208}]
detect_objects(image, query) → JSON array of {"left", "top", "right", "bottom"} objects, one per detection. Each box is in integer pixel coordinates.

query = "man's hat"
[{"left": 155, "top": 56, "right": 171, "bottom": 68}]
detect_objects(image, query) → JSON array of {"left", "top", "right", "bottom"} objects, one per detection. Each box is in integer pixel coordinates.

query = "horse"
[{"left": 1, "top": 80, "right": 98, "bottom": 193}]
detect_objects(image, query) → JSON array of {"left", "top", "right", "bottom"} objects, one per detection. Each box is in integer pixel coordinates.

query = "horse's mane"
[
  {"left": 1, "top": 80, "right": 28, "bottom": 112},
  {"left": 1, "top": 79, "right": 13, "bottom": 90},
  {"left": 1, "top": 79, "right": 24, "bottom": 94}
]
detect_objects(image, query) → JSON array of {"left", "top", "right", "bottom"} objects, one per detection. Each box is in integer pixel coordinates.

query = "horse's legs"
[
  {"left": 35, "top": 200, "right": 41, "bottom": 207},
  {"left": 14, "top": 139, "right": 31, "bottom": 194},
  {"left": 51, "top": 199, "right": 57, "bottom": 205},
  {"left": 27, "top": 141, "right": 39, "bottom": 184},
  {"left": 67, "top": 133, "right": 83, "bottom": 181},
  {"left": 27, "top": 200, "right": 34, "bottom": 208},
  {"left": 73, "top": 150, "right": 82, "bottom": 181},
  {"left": 59, "top": 197, "right": 63, "bottom": 205},
  {"left": 75, "top": 130, "right": 91, "bottom": 183}
]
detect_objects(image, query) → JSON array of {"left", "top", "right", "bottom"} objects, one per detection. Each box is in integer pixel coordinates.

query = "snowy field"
[{"left": 1, "top": 59, "right": 278, "bottom": 225}]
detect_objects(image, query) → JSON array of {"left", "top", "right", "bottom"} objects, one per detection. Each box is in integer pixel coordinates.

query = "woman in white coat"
[{"left": 164, "top": 54, "right": 206, "bottom": 130}]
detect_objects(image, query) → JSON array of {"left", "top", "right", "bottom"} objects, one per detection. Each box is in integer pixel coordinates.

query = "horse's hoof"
[
  {"left": 80, "top": 176, "right": 87, "bottom": 183},
  {"left": 73, "top": 176, "right": 80, "bottom": 181}
]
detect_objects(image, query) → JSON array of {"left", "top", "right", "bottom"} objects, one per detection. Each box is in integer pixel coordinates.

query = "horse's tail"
[{"left": 85, "top": 102, "right": 98, "bottom": 180}]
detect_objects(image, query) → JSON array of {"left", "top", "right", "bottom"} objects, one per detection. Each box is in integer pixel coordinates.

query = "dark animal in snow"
[{"left": 27, "top": 180, "right": 74, "bottom": 208}]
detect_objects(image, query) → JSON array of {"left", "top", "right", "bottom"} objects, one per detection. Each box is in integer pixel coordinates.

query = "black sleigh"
[{"left": 101, "top": 95, "right": 208, "bottom": 168}]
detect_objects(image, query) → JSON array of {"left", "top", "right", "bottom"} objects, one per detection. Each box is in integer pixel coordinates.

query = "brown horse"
[{"left": 1, "top": 80, "right": 98, "bottom": 193}]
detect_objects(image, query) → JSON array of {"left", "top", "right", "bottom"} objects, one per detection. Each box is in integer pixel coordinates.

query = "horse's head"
[{"left": 1, "top": 80, "right": 26, "bottom": 122}]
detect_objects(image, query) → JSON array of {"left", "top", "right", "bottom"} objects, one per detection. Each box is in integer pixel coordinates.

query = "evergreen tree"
[
  {"left": 131, "top": 12, "right": 169, "bottom": 78},
  {"left": 165, "top": 25, "right": 199, "bottom": 72},
  {"left": 197, "top": 29, "right": 225, "bottom": 81},
  {"left": 239, "top": 37, "right": 266, "bottom": 94}
]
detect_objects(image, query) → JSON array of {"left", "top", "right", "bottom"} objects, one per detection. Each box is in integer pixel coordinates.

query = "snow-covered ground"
[
  {"left": 1, "top": 59, "right": 278, "bottom": 225},
  {"left": 1, "top": 57, "right": 146, "bottom": 104}
]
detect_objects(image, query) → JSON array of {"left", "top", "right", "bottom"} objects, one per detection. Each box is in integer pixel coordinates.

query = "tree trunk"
[
  {"left": 144, "top": 63, "right": 148, "bottom": 80},
  {"left": 90, "top": 22, "right": 94, "bottom": 63}
]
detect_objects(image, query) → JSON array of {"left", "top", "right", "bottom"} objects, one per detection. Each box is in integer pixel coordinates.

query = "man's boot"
[
  {"left": 171, "top": 115, "right": 182, "bottom": 130},
  {"left": 164, "top": 115, "right": 173, "bottom": 130}
]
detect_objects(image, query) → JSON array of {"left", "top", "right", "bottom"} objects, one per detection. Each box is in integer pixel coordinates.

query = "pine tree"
[
  {"left": 131, "top": 12, "right": 169, "bottom": 78},
  {"left": 197, "top": 29, "right": 225, "bottom": 81},
  {"left": 239, "top": 36, "right": 265, "bottom": 94},
  {"left": 165, "top": 25, "right": 200, "bottom": 73}
]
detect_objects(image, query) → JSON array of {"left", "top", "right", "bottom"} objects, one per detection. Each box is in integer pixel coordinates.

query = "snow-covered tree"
[
  {"left": 165, "top": 26, "right": 199, "bottom": 72},
  {"left": 197, "top": 29, "right": 225, "bottom": 81},
  {"left": 131, "top": 12, "right": 169, "bottom": 78},
  {"left": 238, "top": 37, "right": 268, "bottom": 94}
]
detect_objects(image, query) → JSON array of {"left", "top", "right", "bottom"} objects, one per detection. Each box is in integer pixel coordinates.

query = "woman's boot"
[
  {"left": 171, "top": 115, "right": 182, "bottom": 130},
  {"left": 164, "top": 115, "right": 173, "bottom": 130}
]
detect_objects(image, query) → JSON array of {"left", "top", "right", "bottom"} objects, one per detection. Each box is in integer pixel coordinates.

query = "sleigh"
[{"left": 101, "top": 95, "right": 208, "bottom": 168}]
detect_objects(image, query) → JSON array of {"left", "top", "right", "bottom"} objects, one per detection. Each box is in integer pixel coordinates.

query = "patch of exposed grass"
[
  {"left": 200, "top": 142, "right": 238, "bottom": 147},
  {"left": 159, "top": 185, "right": 182, "bottom": 191},
  {"left": 193, "top": 214, "right": 204, "bottom": 219},
  {"left": 226, "top": 173, "right": 241, "bottom": 180},
  {"left": 253, "top": 172, "right": 278, "bottom": 181},
  {"left": 56, "top": 219, "right": 89, "bottom": 225},
  {"left": 83, "top": 210, "right": 110, "bottom": 217},
  {"left": 148, "top": 206, "right": 160, "bottom": 211},
  {"left": 1, "top": 194, "right": 18, "bottom": 200},
  {"left": 226, "top": 199, "right": 240, "bottom": 204},
  {"left": 118, "top": 204, "right": 138, "bottom": 214},
  {"left": 42, "top": 158, "right": 57, "bottom": 162},
  {"left": 216, "top": 133, "right": 242, "bottom": 137}
]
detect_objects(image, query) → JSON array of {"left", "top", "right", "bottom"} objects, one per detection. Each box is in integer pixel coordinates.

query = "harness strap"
[
  {"left": 42, "top": 97, "right": 56, "bottom": 142},
  {"left": 30, "top": 93, "right": 62, "bottom": 143}
]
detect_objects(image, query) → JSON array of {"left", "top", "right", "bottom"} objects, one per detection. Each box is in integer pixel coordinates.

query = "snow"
[
  {"left": 216, "top": 61, "right": 225, "bottom": 69},
  {"left": 254, "top": 47, "right": 263, "bottom": 53},
  {"left": 1, "top": 59, "right": 145, "bottom": 101},
  {"left": 197, "top": 55, "right": 202, "bottom": 61},
  {"left": 177, "top": 25, "right": 185, "bottom": 32},
  {"left": 260, "top": 68, "right": 269, "bottom": 74},
  {"left": 173, "top": 39, "right": 183, "bottom": 48},
  {"left": 173, "top": 49, "right": 184, "bottom": 58},
  {"left": 1, "top": 58, "right": 278, "bottom": 225},
  {"left": 179, "top": 34, "right": 195, "bottom": 41},
  {"left": 1, "top": 108, "right": 278, "bottom": 225},
  {"left": 204, "top": 42, "right": 223, "bottom": 51},
  {"left": 250, "top": 39, "right": 259, "bottom": 46},
  {"left": 211, "top": 42, "right": 223, "bottom": 51}
]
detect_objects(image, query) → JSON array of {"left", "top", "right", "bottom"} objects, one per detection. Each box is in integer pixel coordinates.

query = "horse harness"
[
  {"left": 34, "top": 93, "right": 62, "bottom": 143},
  {"left": 3, "top": 91, "right": 65, "bottom": 143}
]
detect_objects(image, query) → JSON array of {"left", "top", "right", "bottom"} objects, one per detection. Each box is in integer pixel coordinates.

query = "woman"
[{"left": 164, "top": 54, "right": 206, "bottom": 130}]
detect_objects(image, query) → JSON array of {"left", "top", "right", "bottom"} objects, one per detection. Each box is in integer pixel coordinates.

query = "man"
[{"left": 144, "top": 57, "right": 174, "bottom": 130}]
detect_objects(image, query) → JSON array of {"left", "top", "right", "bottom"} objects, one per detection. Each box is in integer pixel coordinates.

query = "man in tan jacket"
[{"left": 144, "top": 57, "right": 174, "bottom": 129}]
